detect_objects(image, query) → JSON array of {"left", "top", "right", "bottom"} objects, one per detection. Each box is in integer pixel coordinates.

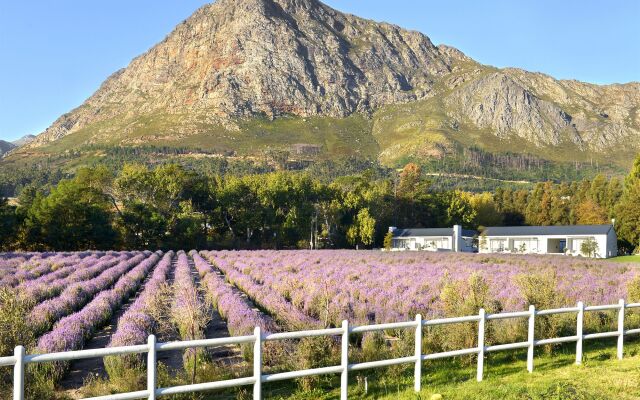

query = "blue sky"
[{"left": 0, "top": 0, "right": 638, "bottom": 142}]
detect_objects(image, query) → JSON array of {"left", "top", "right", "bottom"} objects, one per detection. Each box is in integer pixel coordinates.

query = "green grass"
[
  {"left": 610, "top": 256, "right": 640, "bottom": 264},
  {"left": 382, "top": 351, "right": 640, "bottom": 399},
  {"left": 273, "top": 340, "right": 640, "bottom": 400}
]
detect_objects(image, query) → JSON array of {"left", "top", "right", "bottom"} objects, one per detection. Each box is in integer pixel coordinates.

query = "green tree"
[
  {"left": 0, "top": 198, "right": 18, "bottom": 250},
  {"left": 383, "top": 231, "right": 393, "bottom": 251},
  {"left": 347, "top": 208, "right": 376, "bottom": 248},
  {"left": 470, "top": 192, "right": 503, "bottom": 227},
  {"left": 20, "top": 176, "right": 117, "bottom": 250},
  {"left": 446, "top": 190, "right": 477, "bottom": 228},
  {"left": 615, "top": 181, "right": 640, "bottom": 252},
  {"left": 615, "top": 155, "right": 640, "bottom": 253},
  {"left": 580, "top": 237, "right": 599, "bottom": 257}
]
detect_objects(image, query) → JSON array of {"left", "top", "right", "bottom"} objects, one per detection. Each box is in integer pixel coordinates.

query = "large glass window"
[
  {"left": 490, "top": 239, "right": 507, "bottom": 252},
  {"left": 424, "top": 237, "right": 450, "bottom": 250},
  {"left": 513, "top": 238, "right": 538, "bottom": 253}
]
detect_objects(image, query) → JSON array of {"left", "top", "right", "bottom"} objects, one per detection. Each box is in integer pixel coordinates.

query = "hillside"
[{"left": 3, "top": 0, "right": 640, "bottom": 185}]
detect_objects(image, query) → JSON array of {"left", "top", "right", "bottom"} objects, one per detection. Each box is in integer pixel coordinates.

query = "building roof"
[
  {"left": 393, "top": 228, "right": 477, "bottom": 238},
  {"left": 482, "top": 225, "right": 614, "bottom": 237}
]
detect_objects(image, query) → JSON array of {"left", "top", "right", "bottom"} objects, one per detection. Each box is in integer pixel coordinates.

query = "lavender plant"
[
  {"left": 104, "top": 251, "right": 174, "bottom": 381},
  {"left": 171, "top": 251, "right": 210, "bottom": 381}
]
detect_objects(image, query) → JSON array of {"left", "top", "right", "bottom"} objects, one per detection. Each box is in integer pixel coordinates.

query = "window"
[
  {"left": 513, "top": 238, "right": 538, "bottom": 253},
  {"left": 425, "top": 237, "right": 450, "bottom": 250},
  {"left": 490, "top": 239, "right": 507, "bottom": 252}
]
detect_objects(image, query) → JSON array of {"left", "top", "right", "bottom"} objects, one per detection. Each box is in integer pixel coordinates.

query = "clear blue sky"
[{"left": 1, "top": 0, "right": 638, "bottom": 142}]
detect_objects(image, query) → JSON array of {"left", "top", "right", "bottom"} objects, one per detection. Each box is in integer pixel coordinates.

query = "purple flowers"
[
  {"left": 108, "top": 251, "right": 174, "bottom": 348},
  {"left": 0, "top": 252, "right": 94, "bottom": 287}
]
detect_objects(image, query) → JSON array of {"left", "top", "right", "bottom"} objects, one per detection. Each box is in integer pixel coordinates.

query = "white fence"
[{"left": 2, "top": 299, "right": 640, "bottom": 400}]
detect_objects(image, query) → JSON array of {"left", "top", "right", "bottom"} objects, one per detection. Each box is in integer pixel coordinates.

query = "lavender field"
[
  {"left": 1, "top": 250, "right": 640, "bottom": 397},
  {"left": 201, "top": 250, "right": 640, "bottom": 326}
]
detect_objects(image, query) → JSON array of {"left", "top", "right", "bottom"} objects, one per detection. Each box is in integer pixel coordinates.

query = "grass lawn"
[
  {"left": 611, "top": 255, "right": 640, "bottom": 264},
  {"left": 382, "top": 348, "right": 640, "bottom": 399}
]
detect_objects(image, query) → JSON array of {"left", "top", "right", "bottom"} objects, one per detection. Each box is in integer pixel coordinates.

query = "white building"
[
  {"left": 389, "top": 225, "right": 477, "bottom": 252},
  {"left": 479, "top": 224, "right": 617, "bottom": 258}
]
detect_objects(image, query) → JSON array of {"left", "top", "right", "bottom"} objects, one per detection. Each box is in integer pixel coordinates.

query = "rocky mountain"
[
  {"left": 12, "top": 134, "right": 36, "bottom": 147},
  {"left": 9, "top": 0, "right": 640, "bottom": 174}
]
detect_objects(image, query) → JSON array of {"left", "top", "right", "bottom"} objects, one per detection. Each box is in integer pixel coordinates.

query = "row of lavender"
[
  {"left": 0, "top": 251, "right": 97, "bottom": 287},
  {"left": 201, "top": 250, "right": 640, "bottom": 326},
  {"left": 36, "top": 251, "right": 162, "bottom": 380}
]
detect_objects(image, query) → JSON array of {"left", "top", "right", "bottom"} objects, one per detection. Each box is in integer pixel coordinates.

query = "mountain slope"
[{"left": 8, "top": 0, "right": 640, "bottom": 175}]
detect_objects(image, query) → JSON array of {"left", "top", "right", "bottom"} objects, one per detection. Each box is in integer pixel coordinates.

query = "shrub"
[
  {"left": 436, "top": 273, "right": 500, "bottom": 360},
  {"left": 292, "top": 336, "right": 338, "bottom": 391},
  {"left": 516, "top": 272, "right": 572, "bottom": 351},
  {"left": 0, "top": 288, "right": 35, "bottom": 396}
]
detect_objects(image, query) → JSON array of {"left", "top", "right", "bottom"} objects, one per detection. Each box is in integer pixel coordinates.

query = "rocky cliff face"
[
  {"left": 21, "top": 0, "right": 640, "bottom": 163},
  {"left": 29, "top": 0, "right": 452, "bottom": 145}
]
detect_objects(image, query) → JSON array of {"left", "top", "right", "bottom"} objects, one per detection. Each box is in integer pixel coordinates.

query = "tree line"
[{"left": 1, "top": 155, "right": 639, "bottom": 253}]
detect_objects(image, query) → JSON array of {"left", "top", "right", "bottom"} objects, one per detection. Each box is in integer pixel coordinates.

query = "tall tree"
[
  {"left": 616, "top": 155, "right": 640, "bottom": 252},
  {"left": 0, "top": 198, "right": 18, "bottom": 250},
  {"left": 20, "top": 178, "right": 116, "bottom": 250},
  {"left": 575, "top": 199, "right": 609, "bottom": 225}
]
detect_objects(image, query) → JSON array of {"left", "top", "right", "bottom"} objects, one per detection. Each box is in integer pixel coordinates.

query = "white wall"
[{"left": 479, "top": 234, "right": 613, "bottom": 258}]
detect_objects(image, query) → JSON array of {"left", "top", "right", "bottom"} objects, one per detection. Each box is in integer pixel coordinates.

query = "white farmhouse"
[
  {"left": 389, "top": 225, "right": 477, "bottom": 252},
  {"left": 479, "top": 224, "right": 617, "bottom": 258}
]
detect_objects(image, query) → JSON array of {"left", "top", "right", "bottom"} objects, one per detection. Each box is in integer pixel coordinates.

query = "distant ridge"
[
  {"left": 12, "top": 134, "right": 36, "bottom": 147},
  {"left": 0, "top": 140, "right": 16, "bottom": 157}
]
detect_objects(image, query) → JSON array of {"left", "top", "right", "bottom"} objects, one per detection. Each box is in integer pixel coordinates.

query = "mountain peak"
[{"left": 27, "top": 0, "right": 451, "bottom": 147}]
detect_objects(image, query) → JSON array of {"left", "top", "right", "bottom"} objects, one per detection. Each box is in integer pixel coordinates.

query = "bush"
[
  {"left": 515, "top": 272, "right": 573, "bottom": 351},
  {"left": 292, "top": 336, "right": 338, "bottom": 391},
  {"left": 0, "top": 288, "right": 35, "bottom": 396},
  {"left": 437, "top": 273, "right": 500, "bottom": 356}
]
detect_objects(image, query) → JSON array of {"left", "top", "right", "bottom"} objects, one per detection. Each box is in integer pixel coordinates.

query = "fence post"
[
  {"left": 618, "top": 299, "right": 625, "bottom": 360},
  {"left": 253, "top": 327, "right": 262, "bottom": 400},
  {"left": 576, "top": 301, "right": 584, "bottom": 365},
  {"left": 414, "top": 314, "right": 422, "bottom": 392},
  {"left": 527, "top": 305, "right": 535, "bottom": 373},
  {"left": 147, "top": 335, "right": 157, "bottom": 400},
  {"left": 477, "top": 309, "right": 485, "bottom": 382},
  {"left": 13, "top": 346, "right": 24, "bottom": 400},
  {"left": 341, "top": 320, "right": 349, "bottom": 400}
]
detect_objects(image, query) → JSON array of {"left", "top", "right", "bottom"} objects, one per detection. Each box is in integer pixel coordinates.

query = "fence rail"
[{"left": 2, "top": 299, "right": 640, "bottom": 400}]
